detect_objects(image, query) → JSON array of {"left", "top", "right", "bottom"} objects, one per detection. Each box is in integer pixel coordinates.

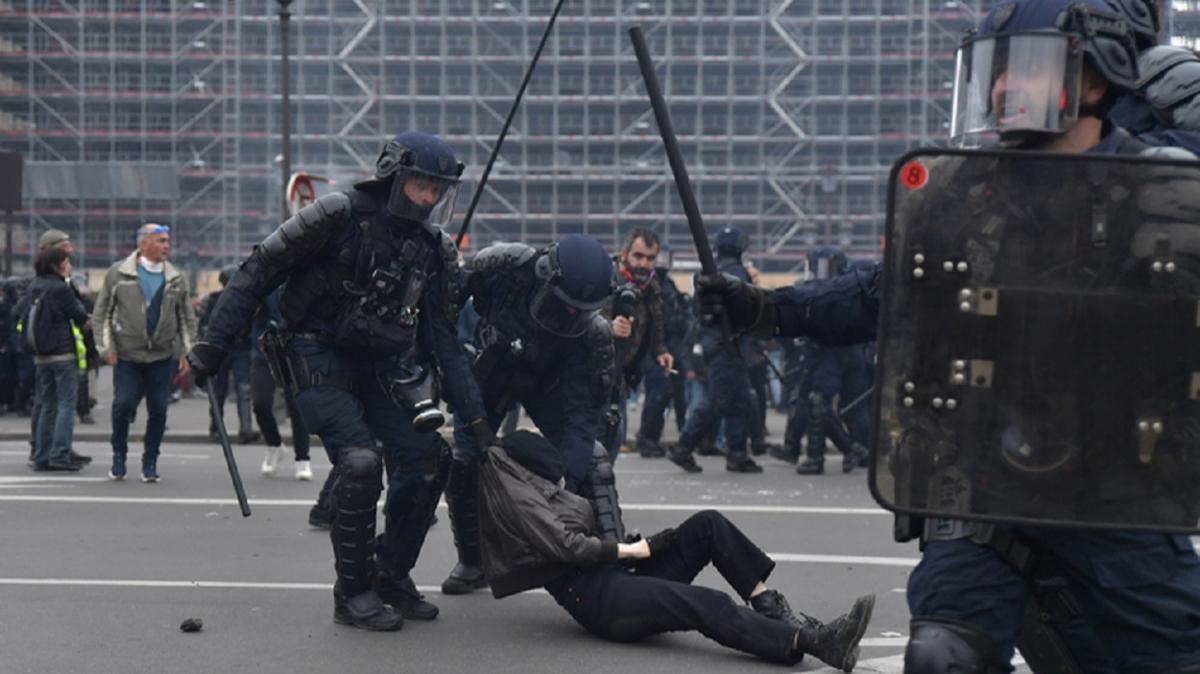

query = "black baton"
[
  {"left": 205, "top": 378, "right": 251, "bottom": 517},
  {"left": 629, "top": 26, "right": 736, "bottom": 349}
]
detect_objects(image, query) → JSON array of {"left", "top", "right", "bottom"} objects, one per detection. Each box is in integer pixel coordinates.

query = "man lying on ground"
[{"left": 477, "top": 429, "right": 875, "bottom": 671}]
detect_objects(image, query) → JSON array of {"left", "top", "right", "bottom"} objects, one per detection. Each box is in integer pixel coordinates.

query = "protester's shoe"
[
  {"left": 108, "top": 453, "right": 127, "bottom": 481},
  {"left": 667, "top": 447, "right": 702, "bottom": 474},
  {"left": 725, "top": 455, "right": 764, "bottom": 473},
  {"left": 295, "top": 459, "right": 313, "bottom": 481},
  {"left": 308, "top": 505, "right": 333, "bottom": 530},
  {"left": 842, "top": 444, "right": 870, "bottom": 474},
  {"left": 141, "top": 459, "right": 160, "bottom": 483},
  {"left": 37, "top": 461, "right": 81, "bottom": 472},
  {"left": 796, "top": 456, "right": 825, "bottom": 475},
  {"left": 753, "top": 590, "right": 874, "bottom": 673},
  {"left": 333, "top": 587, "right": 404, "bottom": 632},
  {"left": 440, "top": 563, "right": 488, "bottom": 595},
  {"left": 376, "top": 571, "right": 439, "bottom": 621},
  {"left": 260, "top": 445, "right": 284, "bottom": 476},
  {"left": 69, "top": 450, "right": 92, "bottom": 465},
  {"left": 237, "top": 430, "right": 262, "bottom": 445},
  {"left": 208, "top": 430, "right": 221, "bottom": 442},
  {"left": 770, "top": 445, "right": 800, "bottom": 464}
]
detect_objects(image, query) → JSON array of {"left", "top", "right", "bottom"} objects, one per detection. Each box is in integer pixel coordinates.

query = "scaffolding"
[{"left": 0, "top": 0, "right": 1018, "bottom": 273}]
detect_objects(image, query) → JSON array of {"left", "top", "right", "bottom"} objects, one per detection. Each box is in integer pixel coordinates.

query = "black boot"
[
  {"left": 725, "top": 454, "right": 764, "bottom": 473},
  {"left": 770, "top": 444, "right": 799, "bottom": 464},
  {"left": 333, "top": 583, "right": 404, "bottom": 632},
  {"left": 796, "top": 455, "right": 824, "bottom": 474},
  {"left": 667, "top": 440, "right": 702, "bottom": 473},
  {"left": 442, "top": 459, "right": 489, "bottom": 595},
  {"left": 842, "top": 443, "right": 869, "bottom": 474},
  {"left": 752, "top": 590, "right": 874, "bottom": 673},
  {"left": 635, "top": 437, "right": 666, "bottom": 459},
  {"left": 376, "top": 568, "right": 439, "bottom": 620}
]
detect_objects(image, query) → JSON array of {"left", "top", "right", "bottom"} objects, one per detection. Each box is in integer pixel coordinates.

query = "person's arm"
[
  {"left": 60, "top": 284, "right": 91, "bottom": 329},
  {"left": 422, "top": 260, "right": 484, "bottom": 423},
  {"left": 91, "top": 267, "right": 118, "bottom": 362},
  {"left": 176, "top": 273, "right": 197, "bottom": 355}
]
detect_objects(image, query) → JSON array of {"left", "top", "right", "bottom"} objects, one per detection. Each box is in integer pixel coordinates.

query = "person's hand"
[
  {"left": 645, "top": 528, "right": 677, "bottom": 556},
  {"left": 656, "top": 352, "right": 674, "bottom": 373},
  {"left": 612, "top": 315, "right": 633, "bottom": 339},
  {"left": 186, "top": 342, "right": 227, "bottom": 389},
  {"left": 686, "top": 369, "right": 697, "bottom": 381},
  {"left": 178, "top": 356, "right": 191, "bottom": 378},
  {"left": 102, "top": 352, "right": 118, "bottom": 366},
  {"left": 470, "top": 419, "right": 496, "bottom": 449},
  {"left": 695, "top": 272, "right": 773, "bottom": 335},
  {"left": 617, "top": 538, "right": 651, "bottom": 560}
]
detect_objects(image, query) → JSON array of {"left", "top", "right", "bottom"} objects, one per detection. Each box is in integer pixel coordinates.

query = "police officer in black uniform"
[
  {"left": 440, "top": 234, "right": 619, "bottom": 595},
  {"left": 188, "top": 132, "right": 488, "bottom": 632},
  {"left": 692, "top": 0, "right": 1200, "bottom": 669},
  {"left": 667, "top": 226, "right": 762, "bottom": 474}
]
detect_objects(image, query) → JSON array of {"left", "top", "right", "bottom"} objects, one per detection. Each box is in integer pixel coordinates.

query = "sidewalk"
[{"left": 0, "top": 367, "right": 291, "bottom": 445}]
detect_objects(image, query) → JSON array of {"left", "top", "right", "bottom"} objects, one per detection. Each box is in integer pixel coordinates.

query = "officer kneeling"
[{"left": 188, "top": 132, "right": 490, "bottom": 631}]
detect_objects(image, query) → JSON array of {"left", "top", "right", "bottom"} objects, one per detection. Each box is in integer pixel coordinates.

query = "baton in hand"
[{"left": 204, "top": 378, "right": 252, "bottom": 517}]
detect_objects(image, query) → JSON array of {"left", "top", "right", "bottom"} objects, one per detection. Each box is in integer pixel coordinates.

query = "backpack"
[{"left": 23, "top": 290, "right": 53, "bottom": 355}]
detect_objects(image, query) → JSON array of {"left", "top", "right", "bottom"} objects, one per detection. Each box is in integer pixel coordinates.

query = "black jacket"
[
  {"left": 15, "top": 275, "right": 89, "bottom": 358},
  {"left": 478, "top": 445, "right": 619, "bottom": 598}
]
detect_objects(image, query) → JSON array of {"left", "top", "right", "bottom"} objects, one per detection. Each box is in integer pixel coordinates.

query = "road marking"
[
  {"left": 0, "top": 476, "right": 111, "bottom": 484},
  {"left": 0, "top": 494, "right": 888, "bottom": 515},
  {"left": 0, "top": 450, "right": 213, "bottom": 460},
  {"left": 767, "top": 553, "right": 918, "bottom": 568}
]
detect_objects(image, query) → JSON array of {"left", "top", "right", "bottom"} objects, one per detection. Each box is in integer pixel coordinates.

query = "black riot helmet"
[
  {"left": 715, "top": 226, "right": 748, "bottom": 258},
  {"left": 373, "top": 131, "right": 465, "bottom": 225},
  {"left": 951, "top": 0, "right": 1140, "bottom": 147},
  {"left": 807, "top": 245, "right": 849, "bottom": 280},
  {"left": 218, "top": 265, "right": 237, "bottom": 287},
  {"left": 529, "top": 234, "right": 613, "bottom": 338}
]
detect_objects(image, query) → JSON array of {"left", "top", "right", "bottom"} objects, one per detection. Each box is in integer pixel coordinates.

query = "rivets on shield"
[
  {"left": 959, "top": 301, "right": 972, "bottom": 312},
  {"left": 913, "top": 267, "right": 925, "bottom": 279},
  {"left": 945, "top": 398, "right": 958, "bottom": 410},
  {"left": 1166, "top": 261, "right": 1177, "bottom": 273},
  {"left": 932, "top": 397, "right": 944, "bottom": 409},
  {"left": 1152, "top": 261, "right": 1164, "bottom": 272},
  {"left": 903, "top": 396, "right": 915, "bottom": 408},
  {"left": 913, "top": 253, "right": 925, "bottom": 264},
  {"left": 956, "top": 261, "right": 968, "bottom": 273},
  {"left": 943, "top": 261, "right": 955, "bottom": 272},
  {"left": 952, "top": 373, "right": 966, "bottom": 385}
]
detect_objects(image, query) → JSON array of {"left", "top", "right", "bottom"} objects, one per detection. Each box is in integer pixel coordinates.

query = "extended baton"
[
  {"left": 629, "top": 26, "right": 736, "bottom": 351},
  {"left": 204, "top": 378, "right": 252, "bottom": 517}
]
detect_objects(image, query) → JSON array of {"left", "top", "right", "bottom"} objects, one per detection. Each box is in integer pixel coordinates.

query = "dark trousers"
[
  {"left": 250, "top": 359, "right": 310, "bottom": 460},
  {"left": 908, "top": 531, "right": 1200, "bottom": 673},
  {"left": 110, "top": 358, "right": 175, "bottom": 460},
  {"left": 209, "top": 346, "right": 252, "bottom": 436},
  {"left": 637, "top": 357, "right": 687, "bottom": 446},
  {"left": 545, "top": 511, "right": 796, "bottom": 665},
  {"left": 680, "top": 348, "right": 752, "bottom": 457}
]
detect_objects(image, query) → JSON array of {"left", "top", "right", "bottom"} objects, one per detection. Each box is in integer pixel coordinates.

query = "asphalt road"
[{"left": 0, "top": 375, "right": 989, "bottom": 674}]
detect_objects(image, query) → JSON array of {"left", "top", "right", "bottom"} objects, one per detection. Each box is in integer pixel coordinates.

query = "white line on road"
[
  {"left": 766, "top": 553, "right": 918, "bottom": 568},
  {"left": 0, "top": 450, "right": 214, "bottom": 460},
  {"left": 0, "top": 476, "right": 111, "bottom": 484},
  {"left": 0, "top": 494, "right": 888, "bottom": 515}
]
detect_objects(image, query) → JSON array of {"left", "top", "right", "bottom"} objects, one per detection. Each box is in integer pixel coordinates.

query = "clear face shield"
[
  {"left": 950, "top": 33, "right": 1085, "bottom": 147},
  {"left": 386, "top": 171, "right": 460, "bottom": 226},
  {"left": 528, "top": 282, "right": 606, "bottom": 338}
]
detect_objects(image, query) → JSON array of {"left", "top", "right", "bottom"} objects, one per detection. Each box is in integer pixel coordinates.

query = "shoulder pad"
[
  {"left": 1139, "top": 145, "right": 1198, "bottom": 160},
  {"left": 1138, "top": 46, "right": 1198, "bottom": 90},
  {"left": 345, "top": 188, "right": 378, "bottom": 212},
  {"left": 256, "top": 191, "right": 354, "bottom": 267},
  {"left": 586, "top": 313, "right": 613, "bottom": 342},
  {"left": 468, "top": 243, "right": 537, "bottom": 273}
]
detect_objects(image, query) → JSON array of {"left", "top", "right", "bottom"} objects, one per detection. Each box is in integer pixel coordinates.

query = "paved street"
[{"left": 0, "top": 372, "right": 956, "bottom": 674}]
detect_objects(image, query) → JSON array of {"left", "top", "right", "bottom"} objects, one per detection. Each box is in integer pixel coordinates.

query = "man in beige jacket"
[{"left": 92, "top": 224, "right": 197, "bottom": 482}]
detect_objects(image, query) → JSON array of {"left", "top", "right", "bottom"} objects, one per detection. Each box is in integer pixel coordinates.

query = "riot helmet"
[
  {"left": 1104, "top": 0, "right": 1160, "bottom": 50},
  {"left": 529, "top": 234, "right": 613, "bottom": 338},
  {"left": 807, "top": 245, "right": 849, "bottom": 280},
  {"left": 373, "top": 131, "right": 465, "bottom": 225},
  {"left": 218, "top": 264, "right": 237, "bottom": 287},
  {"left": 715, "top": 226, "right": 748, "bottom": 258},
  {"left": 950, "top": 0, "right": 1140, "bottom": 147}
]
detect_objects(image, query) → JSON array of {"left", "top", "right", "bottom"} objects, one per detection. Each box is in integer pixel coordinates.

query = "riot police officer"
[
  {"left": 198, "top": 265, "right": 259, "bottom": 445},
  {"left": 440, "top": 234, "right": 618, "bottom": 595},
  {"left": 692, "top": 0, "right": 1200, "bottom": 670},
  {"left": 188, "top": 132, "right": 488, "bottom": 631},
  {"left": 667, "top": 226, "right": 762, "bottom": 474}
]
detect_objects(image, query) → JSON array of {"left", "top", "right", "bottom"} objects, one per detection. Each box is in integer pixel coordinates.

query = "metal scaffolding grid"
[{"left": 19, "top": 0, "right": 1193, "bottom": 272}]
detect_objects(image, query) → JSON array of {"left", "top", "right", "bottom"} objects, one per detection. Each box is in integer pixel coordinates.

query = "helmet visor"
[
  {"left": 386, "top": 171, "right": 461, "bottom": 226},
  {"left": 529, "top": 282, "right": 606, "bottom": 338},
  {"left": 951, "top": 33, "right": 1084, "bottom": 146}
]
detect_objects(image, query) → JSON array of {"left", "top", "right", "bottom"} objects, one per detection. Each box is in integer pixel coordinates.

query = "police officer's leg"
[
  {"left": 820, "top": 403, "right": 868, "bottom": 474},
  {"left": 905, "top": 539, "right": 1026, "bottom": 672},
  {"left": 230, "top": 347, "right": 258, "bottom": 443},
  {"left": 798, "top": 392, "right": 830, "bottom": 475},
  {"left": 359, "top": 377, "right": 451, "bottom": 620},
  {"left": 209, "top": 358, "right": 231, "bottom": 437},
  {"left": 670, "top": 366, "right": 689, "bottom": 432},
  {"left": 441, "top": 386, "right": 507, "bottom": 595},
  {"left": 709, "top": 350, "right": 760, "bottom": 473},
  {"left": 289, "top": 342, "right": 401, "bottom": 630}
]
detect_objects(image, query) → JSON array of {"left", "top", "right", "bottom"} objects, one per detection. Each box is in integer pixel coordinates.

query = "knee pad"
[
  {"left": 334, "top": 446, "right": 383, "bottom": 511},
  {"left": 904, "top": 619, "right": 1000, "bottom": 674}
]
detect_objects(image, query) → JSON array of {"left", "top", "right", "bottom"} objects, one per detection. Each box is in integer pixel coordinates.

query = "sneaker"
[
  {"left": 109, "top": 453, "right": 127, "bottom": 481},
  {"left": 295, "top": 459, "right": 313, "bottom": 481},
  {"left": 141, "top": 460, "right": 160, "bottom": 483},
  {"left": 261, "top": 445, "right": 284, "bottom": 476},
  {"left": 69, "top": 450, "right": 92, "bottom": 465}
]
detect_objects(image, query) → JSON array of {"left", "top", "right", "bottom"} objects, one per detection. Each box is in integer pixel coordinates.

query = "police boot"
[
  {"left": 753, "top": 590, "right": 874, "bottom": 673},
  {"left": 442, "top": 459, "right": 488, "bottom": 595},
  {"left": 235, "top": 382, "right": 260, "bottom": 444},
  {"left": 667, "top": 438, "right": 702, "bottom": 474},
  {"left": 798, "top": 419, "right": 827, "bottom": 475},
  {"left": 635, "top": 436, "right": 665, "bottom": 459},
  {"left": 375, "top": 567, "right": 439, "bottom": 621},
  {"left": 725, "top": 453, "right": 764, "bottom": 473},
  {"left": 842, "top": 443, "right": 869, "bottom": 474},
  {"left": 309, "top": 469, "right": 336, "bottom": 530},
  {"left": 329, "top": 447, "right": 399, "bottom": 631},
  {"left": 770, "top": 444, "right": 800, "bottom": 464}
]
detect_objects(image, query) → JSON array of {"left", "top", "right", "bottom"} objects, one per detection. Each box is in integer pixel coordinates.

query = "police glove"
[
  {"left": 645, "top": 528, "right": 678, "bottom": 557},
  {"left": 187, "top": 342, "right": 227, "bottom": 389},
  {"left": 695, "top": 272, "right": 776, "bottom": 336},
  {"left": 469, "top": 419, "right": 497, "bottom": 449}
]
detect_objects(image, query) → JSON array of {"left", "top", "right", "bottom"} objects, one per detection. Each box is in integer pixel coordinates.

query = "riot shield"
[{"left": 870, "top": 148, "right": 1200, "bottom": 534}]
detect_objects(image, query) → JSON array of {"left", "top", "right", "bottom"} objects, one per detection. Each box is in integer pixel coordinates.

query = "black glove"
[
  {"left": 469, "top": 419, "right": 496, "bottom": 449},
  {"left": 186, "top": 342, "right": 227, "bottom": 389},
  {"left": 645, "top": 528, "right": 678, "bottom": 557},
  {"left": 695, "top": 272, "right": 775, "bottom": 336}
]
